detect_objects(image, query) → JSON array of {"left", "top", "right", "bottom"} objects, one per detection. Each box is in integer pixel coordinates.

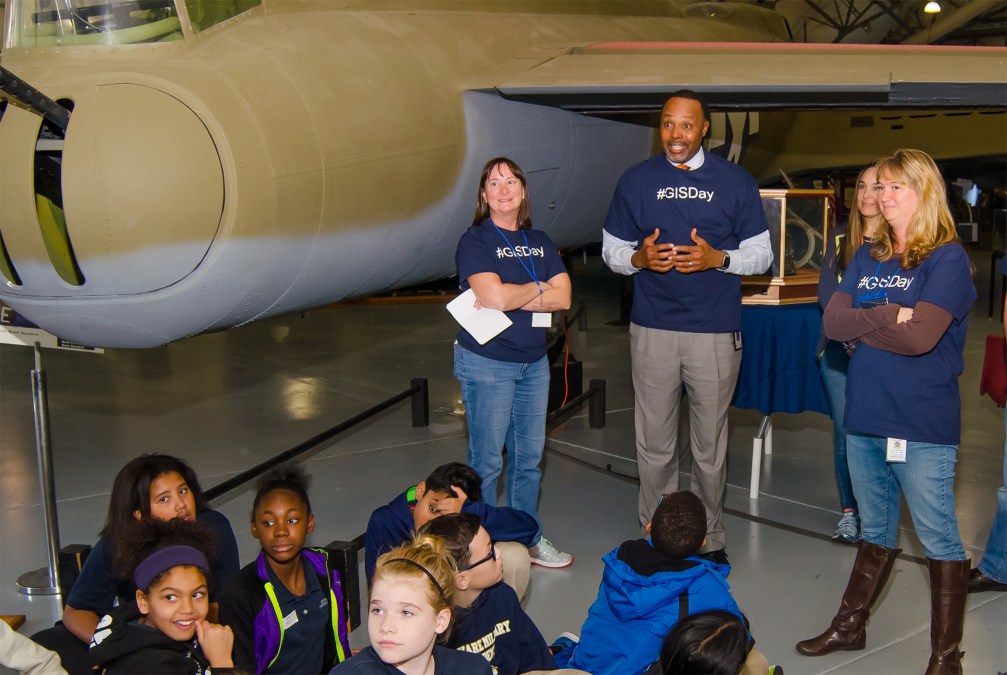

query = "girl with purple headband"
[{"left": 89, "top": 518, "right": 235, "bottom": 674}]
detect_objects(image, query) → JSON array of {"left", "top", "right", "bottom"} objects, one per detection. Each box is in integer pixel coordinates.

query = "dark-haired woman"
[
  {"left": 799, "top": 149, "right": 976, "bottom": 674},
  {"left": 453, "top": 157, "right": 573, "bottom": 568}
]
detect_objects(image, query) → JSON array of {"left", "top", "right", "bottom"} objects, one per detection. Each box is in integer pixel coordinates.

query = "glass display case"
[{"left": 742, "top": 188, "right": 833, "bottom": 305}]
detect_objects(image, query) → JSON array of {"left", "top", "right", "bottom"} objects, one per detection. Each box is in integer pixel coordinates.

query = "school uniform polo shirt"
[{"left": 265, "top": 561, "right": 329, "bottom": 674}]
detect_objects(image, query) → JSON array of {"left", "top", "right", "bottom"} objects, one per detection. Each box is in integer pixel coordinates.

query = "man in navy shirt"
[{"left": 602, "top": 90, "right": 771, "bottom": 561}]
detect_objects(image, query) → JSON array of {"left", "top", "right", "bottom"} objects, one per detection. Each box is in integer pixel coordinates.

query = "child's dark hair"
[
  {"left": 658, "top": 610, "right": 748, "bottom": 675},
  {"left": 651, "top": 490, "right": 707, "bottom": 559},
  {"left": 116, "top": 518, "right": 216, "bottom": 593},
  {"left": 417, "top": 512, "right": 482, "bottom": 569},
  {"left": 251, "top": 463, "right": 312, "bottom": 519},
  {"left": 424, "top": 462, "right": 482, "bottom": 503},
  {"left": 99, "top": 454, "right": 209, "bottom": 546}
]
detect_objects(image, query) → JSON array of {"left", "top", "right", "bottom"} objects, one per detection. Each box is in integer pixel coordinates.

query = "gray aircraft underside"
[{"left": 4, "top": 91, "right": 653, "bottom": 347}]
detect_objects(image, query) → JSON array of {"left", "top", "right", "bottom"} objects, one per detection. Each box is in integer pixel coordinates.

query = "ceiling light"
[{"left": 924, "top": 1, "right": 941, "bottom": 14}]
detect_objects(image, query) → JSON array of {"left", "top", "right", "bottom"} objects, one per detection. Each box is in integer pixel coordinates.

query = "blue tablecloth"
[{"left": 732, "top": 304, "right": 830, "bottom": 416}]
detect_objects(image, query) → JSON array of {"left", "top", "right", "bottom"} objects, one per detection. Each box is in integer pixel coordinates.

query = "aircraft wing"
[{"left": 492, "top": 42, "right": 1007, "bottom": 111}]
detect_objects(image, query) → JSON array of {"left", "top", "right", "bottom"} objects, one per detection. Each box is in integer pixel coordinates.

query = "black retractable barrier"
[{"left": 206, "top": 379, "right": 428, "bottom": 501}]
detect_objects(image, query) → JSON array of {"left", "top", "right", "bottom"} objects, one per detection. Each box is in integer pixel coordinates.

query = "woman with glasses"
[{"left": 798, "top": 149, "right": 975, "bottom": 675}]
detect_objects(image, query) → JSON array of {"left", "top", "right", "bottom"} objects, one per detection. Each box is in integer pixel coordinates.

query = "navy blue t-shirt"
[
  {"left": 330, "top": 645, "right": 492, "bottom": 674},
  {"left": 455, "top": 221, "right": 567, "bottom": 363},
  {"left": 604, "top": 153, "right": 767, "bottom": 333},
  {"left": 447, "top": 582, "right": 556, "bottom": 675},
  {"left": 839, "top": 243, "right": 975, "bottom": 444}
]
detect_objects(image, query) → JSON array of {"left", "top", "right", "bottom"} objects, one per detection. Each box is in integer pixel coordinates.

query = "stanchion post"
[
  {"left": 588, "top": 379, "right": 606, "bottom": 428},
  {"left": 17, "top": 342, "right": 62, "bottom": 595},
  {"left": 410, "top": 378, "right": 429, "bottom": 428}
]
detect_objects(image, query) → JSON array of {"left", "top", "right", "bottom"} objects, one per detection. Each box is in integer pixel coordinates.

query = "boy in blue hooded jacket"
[{"left": 555, "top": 490, "right": 746, "bottom": 675}]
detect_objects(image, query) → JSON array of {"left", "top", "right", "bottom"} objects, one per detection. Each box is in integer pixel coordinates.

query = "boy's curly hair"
[{"left": 651, "top": 490, "right": 707, "bottom": 560}]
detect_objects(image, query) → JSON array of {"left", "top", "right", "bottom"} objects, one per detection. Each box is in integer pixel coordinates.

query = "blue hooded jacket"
[{"left": 561, "top": 539, "right": 742, "bottom": 675}]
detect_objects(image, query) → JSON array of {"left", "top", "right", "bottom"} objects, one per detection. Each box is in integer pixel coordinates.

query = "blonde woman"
[{"left": 798, "top": 149, "right": 975, "bottom": 675}]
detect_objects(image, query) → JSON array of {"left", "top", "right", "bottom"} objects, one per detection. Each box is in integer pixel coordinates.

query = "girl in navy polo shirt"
[
  {"left": 799, "top": 149, "right": 975, "bottom": 675},
  {"left": 219, "top": 465, "right": 350, "bottom": 674}
]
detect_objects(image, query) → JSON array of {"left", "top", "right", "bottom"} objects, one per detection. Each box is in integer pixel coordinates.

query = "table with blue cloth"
[{"left": 732, "top": 303, "right": 830, "bottom": 497}]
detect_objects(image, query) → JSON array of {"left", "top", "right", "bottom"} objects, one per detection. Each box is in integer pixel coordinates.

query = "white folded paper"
[{"left": 446, "top": 288, "right": 512, "bottom": 345}]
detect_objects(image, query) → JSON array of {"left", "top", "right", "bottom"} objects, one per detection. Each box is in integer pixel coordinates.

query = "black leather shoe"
[
  {"left": 968, "top": 567, "right": 1007, "bottom": 593},
  {"left": 700, "top": 548, "right": 730, "bottom": 566}
]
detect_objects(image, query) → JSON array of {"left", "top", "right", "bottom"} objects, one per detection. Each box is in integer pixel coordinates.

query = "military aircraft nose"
[{"left": 58, "top": 82, "right": 224, "bottom": 295}]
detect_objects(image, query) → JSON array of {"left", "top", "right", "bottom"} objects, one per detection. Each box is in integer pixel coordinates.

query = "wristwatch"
[{"left": 718, "top": 251, "right": 731, "bottom": 271}]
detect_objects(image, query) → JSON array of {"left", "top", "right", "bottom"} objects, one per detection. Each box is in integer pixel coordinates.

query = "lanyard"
[
  {"left": 858, "top": 260, "right": 888, "bottom": 303},
  {"left": 492, "top": 222, "right": 541, "bottom": 289}
]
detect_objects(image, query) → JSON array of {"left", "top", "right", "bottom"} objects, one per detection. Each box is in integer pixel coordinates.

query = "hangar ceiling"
[
  {"left": 0, "top": 1, "right": 1002, "bottom": 47},
  {"left": 700, "top": 0, "right": 1006, "bottom": 45}
]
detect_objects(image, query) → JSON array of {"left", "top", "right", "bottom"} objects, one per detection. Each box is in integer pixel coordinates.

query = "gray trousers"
[{"left": 630, "top": 323, "right": 742, "bottom": 551}]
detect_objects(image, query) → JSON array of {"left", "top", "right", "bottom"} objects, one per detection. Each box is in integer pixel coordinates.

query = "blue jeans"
[
  {"left": 819, "top": 340, "right": 858, "bottom": 513},
  {"left": 978, "top": 412, "right": 1007, "bottom": 583},
  {"left": 847, "top": 432, "right": 964, "bottom": 560},
  {"left": 454, "top": 344, "right": 547, "bottom": 542}
]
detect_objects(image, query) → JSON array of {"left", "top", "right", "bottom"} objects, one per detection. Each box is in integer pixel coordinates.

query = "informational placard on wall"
[{"left": 0, "top": 301, "right": 103, "bottom": 353}]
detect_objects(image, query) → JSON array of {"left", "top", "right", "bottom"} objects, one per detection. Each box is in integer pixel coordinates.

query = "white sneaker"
[{"left": 529, "top": 537, "right": 573, "bottom": 568}]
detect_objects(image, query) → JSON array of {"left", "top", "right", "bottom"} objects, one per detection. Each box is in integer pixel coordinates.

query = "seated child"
[
  {"left": 554, "top": 491, "right": 745, "bottom": 675},
  {"left": 331, "top": 535, "right": 492, "bottom": 675},
  {"left": 35, "top": 454, "right": 239, "bottom": 674},
  {"left": 88, "top": 518, "right": 235, "bottom": 673},
  {"left": 218, "top": 465, "right": 351, "bottom": 674},
  {"left": 365, "top": 462, "right": 541, "bottom": 597},
  {"left": 644, "top": 610, "right": 749, "bottom": 675},
  {"left": 419, "top": 513, "right": 557, "bottom": 674}
]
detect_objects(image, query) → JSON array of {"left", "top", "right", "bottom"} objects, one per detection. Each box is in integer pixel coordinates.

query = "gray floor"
[{"left": 1, "top": 252, "right": 1005, "bottom": 674}]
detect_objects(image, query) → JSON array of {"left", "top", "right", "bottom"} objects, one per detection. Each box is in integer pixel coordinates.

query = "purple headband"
[{"left": 134, "top": 545, "right": 209, "bottom": 591}]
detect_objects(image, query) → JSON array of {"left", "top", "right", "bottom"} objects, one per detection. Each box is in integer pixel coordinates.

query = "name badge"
[
  {"left": 282, "top": 610, "right": 299, "bottom": 630},
  {"left": 886, "top": 438, "right": 907, "bottom": 463},
  {"left": 532, "top": 312, "right": 552, "bottom": 328}
]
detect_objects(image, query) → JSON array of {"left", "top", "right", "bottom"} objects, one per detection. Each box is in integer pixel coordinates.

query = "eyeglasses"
[{"left": 461, "top": 542, "right": 497, "bottom": 572}]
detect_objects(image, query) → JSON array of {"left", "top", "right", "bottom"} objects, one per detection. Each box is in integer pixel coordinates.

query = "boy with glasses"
[{"left": 420, "top": 513, "right": 557, "bottom": 674}]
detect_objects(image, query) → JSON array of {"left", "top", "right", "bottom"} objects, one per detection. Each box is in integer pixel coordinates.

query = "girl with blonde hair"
[{"left": 332, "top": 535, "right": 491, "bottom": 675}]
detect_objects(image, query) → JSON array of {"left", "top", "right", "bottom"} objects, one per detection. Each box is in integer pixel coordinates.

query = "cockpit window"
[
  {"left": 184, "top": 0, "right": 259, "bottom": 33},
  {"left": 5, "top": 0, "right": 259, "bottom": 47},
  {"left": 7, "top": 0, "right": 182, "bottom": 47}
]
